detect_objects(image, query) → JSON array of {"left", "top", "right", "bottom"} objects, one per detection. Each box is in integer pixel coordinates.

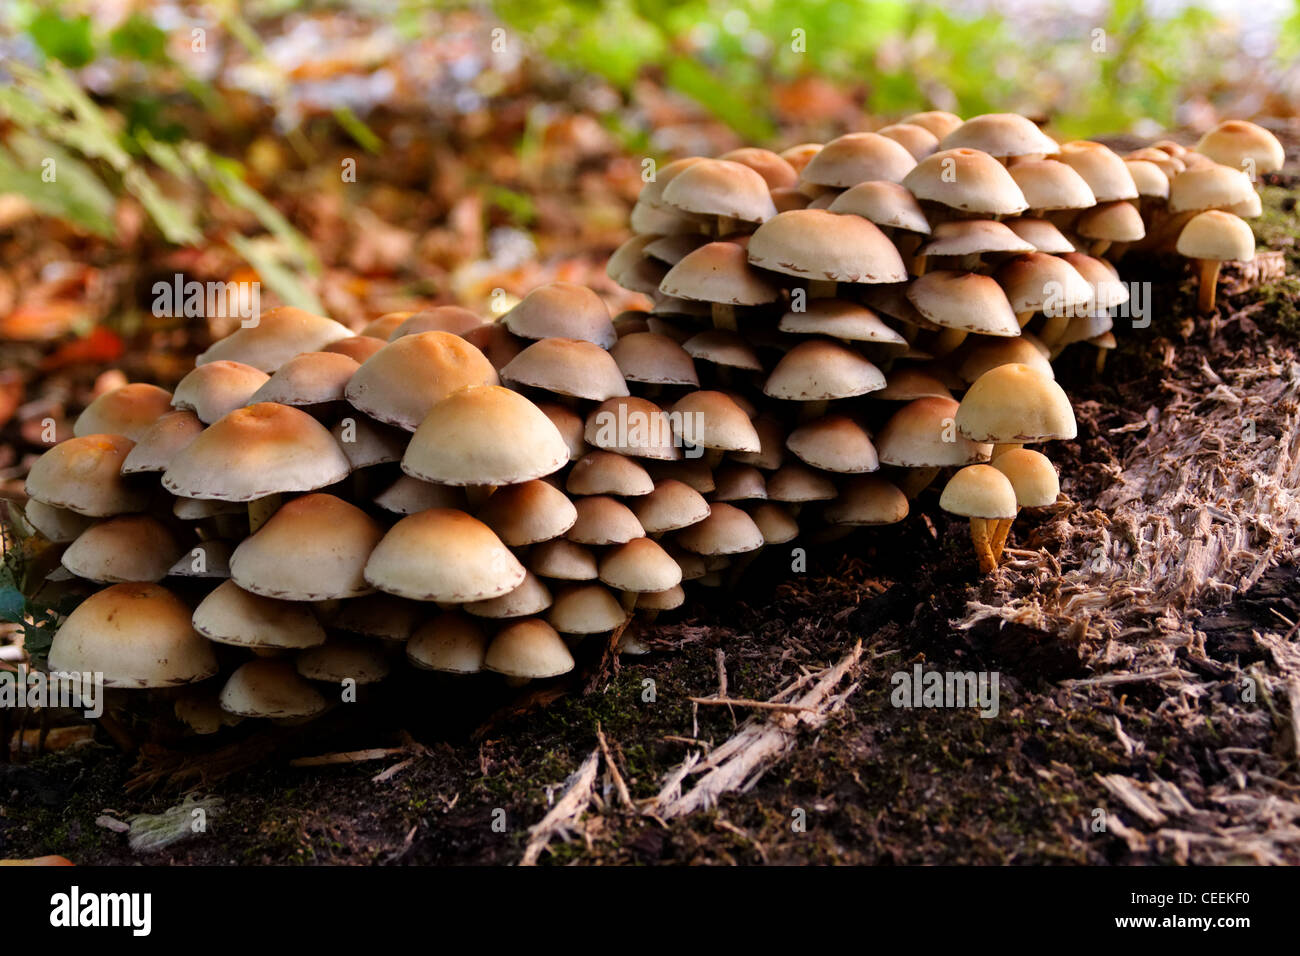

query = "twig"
[
  {"left": 595, "top": 722, "right": 633, "bottom": 811},
  {"left": 688, "top": 696, "right": 814, "bottom": 713}
]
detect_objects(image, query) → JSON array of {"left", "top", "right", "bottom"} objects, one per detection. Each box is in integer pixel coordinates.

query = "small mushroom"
[{"left": 939, "top": 465, "right": 1018, "bottom": 573}]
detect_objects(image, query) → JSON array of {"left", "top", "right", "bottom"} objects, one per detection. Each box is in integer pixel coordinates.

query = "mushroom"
[
  {"left": 26, "top": 434, "right": 148, "bottom": 517},
  {"left": 500, "top": 337, "right": 629, "bottom": 403},
  {"left": 193, "top": 579, "right": 326, "bottom": 650},
  {"left": 660, "top": 158, "right": 777, "bottom": 235},
  {"left": 876, "top": 123, "right": 940, "bottom": 161},
  {"left": 800, "top": 132, "right": 918, "bottom": 189},
  {"left": 763, "top": 339, "right": 886, "bottom": 420},
  {"left": 483, "top": 619, "right": 575, "bottom": 684},
  {"left": 747, "top": 208, "right": 907, "bottom": 298},
  {"left": 120, "top": 410, "right": 203, "bottom": 475},
  {"left": 196, "top": 306, "right": 351, "bottom": 373},
  {"left": 874, "top": 396, "right": 992, "bottom": 496},
  {"left": 219, "top": 659, "right": 328, "bottom": 720},
  {"left": 955, "top": 363, "right": 1077, "bottom": 458},
  {"left": 1195, "top": 120, "right": 1284, "bottom": 176},
  {"left": 902, "top": 148, "right": 1029, "bottom": 219},
  {"left": 902, "top": 111, "right": 964, "bottom": 140},
  {"left": 74, "top": 383, "right": 173, "bottom": 440},
  {"left": 599, "top": 537, "right": 682, "bottom": 614},
  {"left": 407, "top": 613, "right": 489, "bottom": 674},
  {"left": 246, "top": 351, "right": 359, "bottom": 413},
  {"left": 502, "top": 282, "right": 617, "bottom": 348},
  {"left": 61, "top": 515, "right": 182, "bottom": 583},
  {"left": 939, "top": 464, "right": 1018, "bottom": 573},
  {"left": 937, "top": 113, "right": 1060, "bottom": 161},
  {"left": 989, "top": 448, "right": 1060, "bottom": 561},
  {"left": 906, "top": 270, "right": 1020, "bottom": 355},
  {"left": 826, "top": 180, "right": 931, "bottom": 271},
  {"left": 548, "top": 583, "right": 627, "bottom": 637},
  {"left": 1175, "top": 209, "right": 1256, "bottom": 314},
  {"left": 530, "top": 538, "right": 600, "bottom": 582},
  {"left": 658, "top": 241, "right": 780, "bottom": 331},
  {"left": 478, "top": 479, "right": 578, "bottom": 546},
  {"left": 296, "top": 637, "right": 391, "bottom": 686},
  {"left": 389, "top": 305, "right": 485, "bottom": 339},
  {"left": 344, "top": 331, "right": 499, "bottom": 431},
  {"left": 364, "top": 509, "right": 525, "bottom": 603},
  {"left": 719, "top": 147, "right": 799, "bottom": 188}
]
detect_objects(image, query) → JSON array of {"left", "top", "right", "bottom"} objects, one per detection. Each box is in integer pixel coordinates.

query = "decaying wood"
[
  {"left": 519, "top": 748, "right": 600, "bottom": 866},
  {"left": 648, "top": 641, "right": 863, "bottom": 819}
]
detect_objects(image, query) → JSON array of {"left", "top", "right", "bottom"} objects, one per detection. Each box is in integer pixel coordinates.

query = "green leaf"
[
  {"left": 0, "top": 586, "right": 25, "bottom": 623},
  {"left": 26, "top": 11, "right": 95, "bottom": 68},
  {"left": 332, "top": 107, "right": 383, "bottom": 155},
  {"left": 109, "top": 13, "right": 171, "bottom": 64},
  {"left": 0, "top": 137, "right": 116, "bottom": 236},
  {"left": 228, "top": 234, "right": 326, "bottom": 315}
]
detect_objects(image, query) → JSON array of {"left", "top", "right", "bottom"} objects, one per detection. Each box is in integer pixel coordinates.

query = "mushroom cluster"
[{"left": 611, "top": 113, "right": 1282, "bottom": 571}]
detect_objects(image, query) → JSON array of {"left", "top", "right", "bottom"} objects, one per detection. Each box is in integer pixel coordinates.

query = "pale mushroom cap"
[
  {"left": 907, "top": 271, "right": 1020, "bottom": 336},
  {"left": 48, "top": 583, "right": 218, "bottom": 688},
  {"left": 1076, "top": 200, "right": 1146, "bottom": 242},
  {"left": 661, "top": 158, "right": 778, "bottom": 223},
  {"left": 670, "top": 390, "right": 761, "bottom": 452},
  {"left": 503, "top": 282, "right": 616, "bottom": 348},
  {"left": 956, "top": 363, "right": 1077, "bottom": 443},
  {"left": 747, "top": 209, "right": 908, "bottom": 283},
  {"left": 536, "top": 401, "right": 587, "bottom": 461},
  {"left": 548, "top": 583, "right": 625, "bottom": 634},
  {"left": 778, "top": 299, "right": 908, "bottom": 344},
  {"left": 407, "top": 613, "right": 489, "bottom": 673},
  {"left": 719, "top": 147, "right": 799, "bottom": 188},
  {"left": 477, "top": 479, "right": 578, "bottom": 546},
  {"left": 732, "top": 417, "right": 786, "bottom": 469},
  {"left": 344, "top": 331, "right": 499, "bottom": 430},
  {"left": 193, "top": 579, "right": 326, "bottom": 649},
  {"left": 484, "top": 619, "right": 575, "bottom": 678},
  {"left": 763, "top": 340, "right": 886, "bottom": 401},
  {"left": 633, "top": 479, "right": 711, "bottom": 534},
  {"left": 248, "top": 351, "right": 359, "bottom": 407},
  {"left": 585, "top": 396, "right": 682, "bottom": 460},
  {"left": 1008, "top": 159, "right": 1097, "bottom": 211},
  {"left": 903, "top": 110, "right": 964, "bottom": 140},
  {"left": 1056, "top": 311, "right": 1113, "bottom": 348},
  {"left": 390, "top": 305, "right": 485, "bottom": 340},
  {"left": 463, "top": 321, "right": 525, "bottom": 370},
  {"left": 172, "top": 361, "right": 271, "bottom": 423},
  {"left": 230, "top": 493, "right": 383, "bottom": 600},
  {"left": 902, "top": 149, "right": 1029, "bottom": 215},
  {"left": 1060, "top": 253, "right": 1129, "bottom": 310},
  {"left": 876, "top": 122, "right": 940, "bottom": 160},
  {"left": 120, "top": 410, "right": 203, "bottom": 474},
  {"left": 749, "top": 502, "right": 799, "bottom": 543},
  {"left": 675, "top": 502, "right": 765, "bottom": 555},
  {"left": 219, "top": 659, "right": 328, "bottom": 719},
  {"left": 324, "top": 335, "right": 387, "bottom": 364},
  {"left": 995, "top": 253, "right": 1094, "bottom": 315},
  {"left": 567, "top": 451, "right": 654, "bottom": 497},
  {"left": 779, "top": 143, "right": 823, "bottom": 173},
  {"left": 1057, "top": 141, "right": 1139, "bottom": 202},
  {"left": 639, "top": 156, "right": 705, "bottom": 205},
  {"left": 610, "top": 332, "right": 699, "bottom": 386},
  {"left": 1196, "top": 120, "right": 1284, "bottom": 175},
  {"left": 402, "top": 385, "right": 568, "bottom": 486},
  {"left": 501, "top": 337, "right": 629, "bottom": 402},
  {"left": 26, "top": 434, "right": 148, "bottom": 517},
  {"left": 659, "top": 242, "right": 781, "bottom": 306},
  {"left": 374, "top": 474, "right": 466, "bottom": 515},
  {"left": 23, "top": 499, "right": 95, "bottom": 543},
  {"left": 630, "top": 198, "right": 697, "bottom": 235},
  {"left": 683, "top": 330, "right": 763, "bottom": 371},
  {"left": 825, "top": 476, "right": 909, "bottom": 526},
  {"left": 197, "top": 306, "right": 351, "bottom": 373},
  {"left": 826, "top": 180, "right": 931, "bottom": 234},
  {"left": 167, "top": 539, "right": 232, "bottom": 579},
  {"left": 172, "top": 496, "right": 243, "bottom": 520},
  {"left": 800, "top": 132, "right": 918, "bottom": 187},
  {"left": 917, "top": 219, "right": 1035, "bottom": 258},
  {"left": 939, "top": 464, "right": 1018, "bottom": 519},
  {"left": 530, "top": 538, "right": 599, "bottom": 581},
  {"left": 771, "top": 186, "right": 811, "bottom": 212},
  {"left": 638, "top": 584, "right": 686, "bottom": 611},
  {"left": 162, "top": 403, "right": 352, "bottom": 501},
  {"left": 787, "top": 416, "right": 879, "bottom": 473},
  {"left": 360, "top": 313, "right": 408, "bottom": 339},
  {"left": 568, "top": 495, "right": 645, "bottom": 545},
  {"left": 326, "top": 593, "right": 420, "bottom": 642},
  {"left": 642, "top": 234, "right": 708, "bottom": 266},
  {"left": 875, "top": 397, "right": 992, "bottom": 467},
  {"left": 62, "top": 515, "right": 181, "bottom": 583},
  {"left": 466, "top": 571, "right": 553, "bottom": 618},
  {"left": 992, "top": 448, "right": 1060, "bottom": 507},
  {"left": 74, "top": 383, "right": 173, "bottom": 441},
  {"left": 957, "top": 335, "right": 1055, "bottom": 383},
  {"left": 875, "top": 367, "right": 954, "bottom": 401},
  {"left": 647, "top": 459, "right": 716, "bottom": 494},
  {"left": 938, "top": 113, "right": 1059, "bottom": 157},
  {"left": 296, "top": 636, "right": 390, "bottom": 684},
  {"left": 1005, "top": 218, "right": 1075, "bottom": 254},
  {"left": 1125, "top": 147, "right": 1184, "bottom": 179},
  {"left": 331, "top": 414, "right": 407, "bottom": 469},
  {"left": 766, "top": 463, "right": 837, "bottom": 502},
  {"left": 1169, "top": 164, "right": 1262, "bottom": 215},
  {"left": 713, "top": 463, "right": 767, "bottom": 501},
  {"left": 364, "top": 509, "right": 525, "bottom": 602},
  {"left": 1175, "top": 210, "right": 1257, "bottom": 262},
  {"left": 599, "top": 537, "right": 683, "bottom": 593},
  {"left": 1124, "top": 160, "right": 1170, "bottom": 199}
]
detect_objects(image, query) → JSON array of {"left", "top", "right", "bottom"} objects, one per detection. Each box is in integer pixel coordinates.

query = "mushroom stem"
[
  {"left": 1195, "top": 258, "right": 1222, "bottom": 313},
  {"left": 898, "top": 466, "right": 940, "bottom": 498},
  {"left": 970, "top": 517, "right": 998, "bottom": 572},
  {"left": 711, "top": 302, "right": 738, "bottom": 331},
  {"left": 247, "top": 494, "right": 282, "bottom": 533},
  {"left": 991, "top": 442, "right": 1022, "bottom": 460},
  {"left": 1089, "top": 239, "right": 1112, "bottom": 257},
  {"left": 932, "top": 328, "right": 968, "bottom": 357},
  {"left": 620, "top": 591, "right": 639, "bottom": 616},
  {"left": 702, "top": 448, "right": 724, "bottom": 469},
  {"left": 716, "top": 215, "right": 737, "bottom": 237},
  {"left": 465, "top": 485, "right": 496, "bottom": 509},
  {"left": 1015, "top": 309, "right": 1036, "bottom": 329},
  {"left": 799, "top": 399, "right": 829, "bottom": 423},
  {"left": 808, "top": 280, "right": 837, "bottom": 298},
  {"left": 896, "top": 233, "right": 924, "bottom": 274},
  {"left": 1038, "top": 313, "right": 1069, "bottom": 347},
  {"left": 1095, "top": 347, "right": 1108, "bottom": 374},
  {"left": 990, "top": 515, "right": 1015, "bottom": 562},
  {"left": 911, "top": 254, "right": 929, "bottom": 277},
  {"left": 958, "top": 253, "right": 982, "bottom": 273}
]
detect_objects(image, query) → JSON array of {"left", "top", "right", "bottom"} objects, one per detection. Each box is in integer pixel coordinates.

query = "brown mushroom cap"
[
  {"left": 748, "top": 209, "right": 908, "bottom": 284},
  {"left": 732, "top": 417, "right": 786, "bottom": 470},
  {"left": 193, "top": 579, "right": 326, "bottom": 649},
  {"left": 875, "top": 367, "right": 955, "bottom": 402},
  {"left": 344, "top": 331, "right": 499, "bottom": 430},
  {"left": 638, "top": 584, "right": 686, "bottom": 611},
  {"left": 1168, "top": 164, "right": 1259, "bottom": 215},
  {"left": 800, "top": 132, "right": 918, "bottom": 187},
  {"left": 323, "top": 335, "right": 387, "bottom": 364},
  {"left": 907, "top": 271, "right": 1020, "bottom": 336},
  {"left": 683, "top": 330, "right": 763, "bottom": 371},
  {"left": 938, "top": 113, "right": 1059, "bottom": 157},
  {"left": 712, "top": 463, "right": 767, "bottom": 501},
  {"left": 360, "top": 313, "right": 409, "bottom": 339},
  {"left": 633, "top": 479, "right": 711, "bottom": 533},
  {"left": 1057, "top": 141, "right": 1139, "bottom": 202},
  {"left": 675, "top": 502, "right": 765, "bottom": 555},
  {"left": 296, "top": 637, "right": 391, "bottom": 685},
  {"left": 747, "top": 502, "right": 799, "bottom": 544},
  {"left": 402, "top": 385, "right": 569, "bottom": 486},
  {"left": 548, "top": 583, "right": 625, "bottom": 634},
  {"left": 484, "top": 619, "right": 575, "bottom": 679},
  {"left": 585, "top": 396, "right": 682, "bottom": 460},
  {"left": 466, "top": 572, "right": 553, "bottom": 618},
  {"left": 902, "top": 149, "right": 1029, "bottom": 215},
  {"left": 766, "top": 463, "right": 837, "bottom": 502},
  {"left": 330, "top": 414, "right": 407, "bottom": 469},
  {"left": 877, "top": 122, "right": 940, "bottom": 160},
  {"left": 62, "top": 515, "right": 181, "bottom": 583},
  {"left": 992, "top": 448, "right": 1060, "bottom": 507},
  {"left": 955, "top": 363, "right": 1077, "bottom": 443},
  {"left": 1176, "top": 210, "right": 1256, "bottom": 262},
  {"left": 74, "top": 384, "right": 173, "bottom": 441},
  {"left": 172, "top": 361, "right": 271, "bottom": 424},
  {"left": 567, "top": 451, "right": 654, "bottom": 497},
  {"left": 903, "top": 111, "right": 964, "bottom": 139},
  {"left": 917, "top": 220, "right": 1035, "bottom": 258},
  {"left": 939, "top": 464, "right": 1018, "bottom": 519},
  {"left": 763, "top": 340, "right": 886, "bottom": 401},
  {"left": 219, "top": 659, "right": 328, "bottom": 719},
  {"left": 787, "top": 416, "right": 879, "bottom": 473},
  {"left": 364, "top": 509, "right": 525, "bottom": 602},
  {"left": 48, "top": 583, "right": 218, "bottom": 687},
  {"left": 389, "top": 305, "right": 485, "bottom": 339},
  {"left": 599, "top": 537, "right": 683, "bottom": 593},
  {"left": 639, "top": 156, "right": 705, "bottom": 206},
  {"left": 1005, "top": 218, "right": 1075, "bottom": 254},
  {"left": 720, "top": 147, "right": 799, "bottom": 188},
  {"left": 1124, "top": 160, "right": 1170, "bottom": 199},
  {"left": 994, "top": 253, "right": 1094, "bottom": 316},
  {"left": 167, "top": 539, "right": 232, "bottom": 579},
  {"left": 670, "top": 391, "right": 761, "bottom": 452},
  {"left": 659, "top": 242, "right": 781, "bottom": 305},
  {"left": 1060, "top": 253, "right": 1129, "bottom": 310},
  {"left": 197, "top": 306, "right": 351, "bottom": 372},
  {"left": 778, "top": 299, "right": 908, "bottom": 344},
  {"left": 661, "top": 158, "right": 778, "bottom": 223},
  {"left": 956, "top": 335, "right": 1055, "bottom": 383},
  {"left": 477, "top": 479, "right": 578, "bottom": 546},
  {"left": 162, "top": 403, "right": 352, "bottom": 501},
  {"left": 1195, "top": 120, "right": 1284, "bottom": 175},
  {"left": 875, "top": 397, "right": 992, "bottom": 467},
  {"left": 501, "top": 337, "right": 629, "bottom": 401},
  {"left": 530, "top": 538, "right": 599, "bottom": 581},
  {"left": 1008, "top": 159, "right": 1097, "bottom": 211},
  {"left": 120, "top": 410, "right": 203, "bottom": 474},
  {"left": 503, "top": 282, "right": 617, "bottom": 348},
  {"left": 326, "top": 593, "right": 420, "bottom": 642},
  {"left": 406, "top": 612, "right": 489, "bottom": 673},
  {"left": 23, "top": 499, "right": 95, "bottom": 543},
  {"left": 1076, "top": 200, "right": 1146, "bottom": 243},
  {"left": 826, "top": 180, "right": 931, "bottom": 234},
  {"left": 568, "top": 495, "right": 645, "bottom": 545},
  {"left": 248, "top": 351, "right": 359, "bottom": 407},
  {"left": 779, "top": 143, "right": 824, "bottom": 173},
  {"left": 535, "top": 401, "right": 587, "bottom": 461},
  {"left": 610, "top": 332, "right": 699, "bottom": 386},
  {"left": 26, "top": 434, "right": 147, "bottom": 517},
  {"left": 825, "top": 476, "right": 909, "bottom": 526},
  {"left": 230, "top": 493, "right": 383, "bottom": 600},
  {"left": 642, "top": 234, "right": 708, "bottom": 266},
  {"left": 373, "top": 474, "right": 466, "bottom": 515}
]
